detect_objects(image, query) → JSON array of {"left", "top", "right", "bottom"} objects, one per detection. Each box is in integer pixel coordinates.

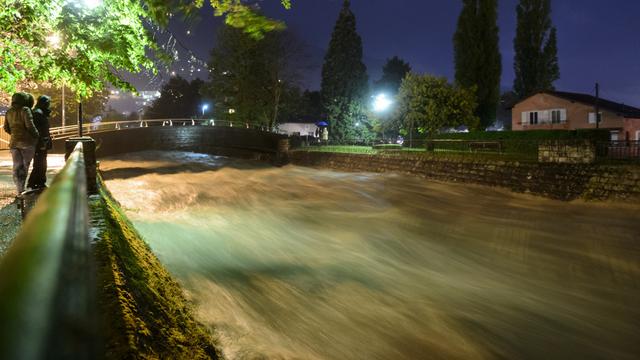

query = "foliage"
[
  {"left": 374, "top": 56, "right": 411, "bottom": 95},
  {"left": 203, "top": 25, "right": 305, "bottom": 128},
  {"left": 513, "top": 0, "right": 560, "bottom": 99},
  {"left": 23, "top": 83, "right": 108, "bottom": 126},
  {"left": 145, "top": 76, "right": 204, "bottom": 119},
  {"left": 0, "top": 0, "right": 292, "bottom": 99},
  {"left": 453, "top": 0, "right": 501, "bottom": 128},
  {"left": 321, "top": 0, "right": 369, "bottom": 140},
  {"left": 394, "top": 73, "right": 479, "bottom": 137}
]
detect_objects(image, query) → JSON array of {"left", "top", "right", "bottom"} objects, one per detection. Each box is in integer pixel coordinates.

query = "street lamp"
[
  {"left": 201, "top": 104, "right": 209, "bottom": 117},
  {"left": 372, "top": 93, "right": 392, "bottom": 113},
  {"left": 74, "top": 0, "right": 102, "bottom": 136},
  {"left": 46, "top": 33, "right": 66, "bottom": 128}
]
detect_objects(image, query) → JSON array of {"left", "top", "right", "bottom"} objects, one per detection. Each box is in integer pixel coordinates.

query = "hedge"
[{"left": 433, "top": 129, "right": 611, "bottom": 142}]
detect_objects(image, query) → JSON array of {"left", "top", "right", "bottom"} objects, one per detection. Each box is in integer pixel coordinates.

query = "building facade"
[{"left": 512, "top": 91, "right": 640, "bottom": 140}]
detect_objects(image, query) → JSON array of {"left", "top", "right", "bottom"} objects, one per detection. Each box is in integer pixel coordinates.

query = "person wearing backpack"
[
  {"left": 27, "top": 95, "right": 52, "bottom": 189},
  {"left": 3, "top": 92, "right": 39, "bottom": 195}
]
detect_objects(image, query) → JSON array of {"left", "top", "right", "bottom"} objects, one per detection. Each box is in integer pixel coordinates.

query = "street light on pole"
[
  {"left": 73, "top": 0, "right": 103, "bottom": 136},
  {"left": 46, "top": 33, "right": 66, "bottom": 128},
  {"left": 201, "top": 104, "right": 209, "bottom": 117}
]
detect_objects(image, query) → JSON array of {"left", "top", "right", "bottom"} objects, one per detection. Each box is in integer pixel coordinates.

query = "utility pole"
[
  {"left": 595, "top": 82, "right": 600, "bottom": 129},
  {"left": 78, "top": 102, "right": 83, "bottom": 137},
  {"left": 61, "top": 84, "right": 65, "bottom": 128}
]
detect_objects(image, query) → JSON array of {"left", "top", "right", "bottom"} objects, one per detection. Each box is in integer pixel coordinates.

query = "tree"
[
  {"left": 453, "top": 0, "right": 501, "bottom": 128},
  {"left": 22, "top": 83, "right": 109, "bottom": 126},
  {"left": 203, "top": 25, "right": 306, "bottom": 128},
  {"left": 321, "top": 0, "right": 369, "bottom": 140},
  {"left": 394, "top": 73, "right": 479, "bottom": 138},
  {"left": 374, "top": 56, "right": 412, "bottom": 95},
  {"left": 513, "top": 0, "right": 560, "bottom": 99},
  {"left": 145, "top": 76, "right": 204, "bottom": 119},
  {"left": 0, "top": 0, "right": 292, "bottom": 99}
]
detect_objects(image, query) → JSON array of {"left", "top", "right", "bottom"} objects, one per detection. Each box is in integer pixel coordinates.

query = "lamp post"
[
  {"left": 74, "top": 0, "right": 102, "bottom": 136},
  {"left": 201, "top": 104, "right": 209, "bottom": 117},
  {"left": 372, "top": 93, "right": 393, "bottom": 142}
]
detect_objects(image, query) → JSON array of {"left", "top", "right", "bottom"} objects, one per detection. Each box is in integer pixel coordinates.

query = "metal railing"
[
  {"left": 50, "top": 118, "right": 275, "bottom": 140},
  {"left": 0, "top": 116, "right": 9, "bottom": 150},
  {"left": 0, "top": 142, "right": 97, "bottom": 359},
  {"left": 596, "top": 140, "right": 640, "bottom": 160}
]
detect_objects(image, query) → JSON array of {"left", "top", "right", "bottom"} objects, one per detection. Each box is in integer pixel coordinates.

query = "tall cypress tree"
[
  {"left": 321, "top": 0, "right": 369, "bottom": 140},
  {"left": 453, "top": 0, "right": 502, "bottom": 129},
  {"left": 513, "top": 0, "right": 560, "bottom": 99}
]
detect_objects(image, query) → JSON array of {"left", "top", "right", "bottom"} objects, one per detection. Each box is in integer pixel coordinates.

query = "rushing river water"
[{"left": 102, "top": 151, "right": 640, "bottom": 360}]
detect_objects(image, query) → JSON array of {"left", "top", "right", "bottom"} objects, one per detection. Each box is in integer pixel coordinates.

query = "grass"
[
  {"left": 294, "top": 145, "right": 539, "bottom": 161},
  {"left": 93, "top": 176, "right": 220, "bottom": 359}
]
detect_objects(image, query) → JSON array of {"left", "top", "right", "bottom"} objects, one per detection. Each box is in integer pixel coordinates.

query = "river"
[{"left": 101, "top": 151, "right": 640, "bottom": 360}]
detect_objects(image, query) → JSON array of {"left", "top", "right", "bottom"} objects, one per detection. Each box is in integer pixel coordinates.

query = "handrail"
[
  {"left": 0, "top": 142, "right": 97, "bottom": 359},
  {"left": 50, "top": 118, "right": 276, "bottom": 140}
]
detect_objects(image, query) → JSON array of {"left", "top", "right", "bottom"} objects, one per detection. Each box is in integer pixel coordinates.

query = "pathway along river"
[{"left": 102, "top": 151, "right": 640, "bottom": 360}]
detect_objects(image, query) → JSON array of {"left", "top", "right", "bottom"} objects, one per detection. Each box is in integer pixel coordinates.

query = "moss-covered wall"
[
  {"left": 289, "top": 151, "right": 640, "bottom": 201},
  {"left": 92, "top": 177, "right": 220, "bottom": 359}
]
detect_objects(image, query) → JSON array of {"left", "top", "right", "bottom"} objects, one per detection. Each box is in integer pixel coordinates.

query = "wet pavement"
[{"left": 0, "top": 151, "right": 65, "bottom": 256}]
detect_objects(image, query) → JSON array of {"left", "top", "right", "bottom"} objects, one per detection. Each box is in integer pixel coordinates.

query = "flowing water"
[{"left": 102, "top": 151, "right": 640, "bottom": 360}]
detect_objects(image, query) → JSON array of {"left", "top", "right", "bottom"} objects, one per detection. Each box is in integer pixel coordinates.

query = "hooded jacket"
[
  {"left": 33, "top": 95, "right": 52, "bottom": 150},
  {"left": 3, "top": 92, "right": 39, "bottom": 148}
]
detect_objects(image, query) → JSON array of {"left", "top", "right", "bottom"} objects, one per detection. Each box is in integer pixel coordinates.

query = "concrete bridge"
[{"left": 49, "top": 119, "right": 286, "bottom": 158}]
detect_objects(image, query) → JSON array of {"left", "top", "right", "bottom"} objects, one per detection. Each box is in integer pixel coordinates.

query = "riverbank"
[
  {"left": 289, "top": 150, "right": 640, "bottom": 201},
  {"left": 92, "top": 177, "right": 221, "bottom": 359}
]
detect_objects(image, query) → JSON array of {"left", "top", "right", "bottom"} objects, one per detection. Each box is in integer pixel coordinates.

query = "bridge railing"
[
  {"left": 0, "top": 115, "right": 9, "bottom": 150},
  {"left": 0, "top": 141, "right": 97, "bottom": 359},
  {"left": 50, "top": 118, "right": 275, "bottom": 140}
]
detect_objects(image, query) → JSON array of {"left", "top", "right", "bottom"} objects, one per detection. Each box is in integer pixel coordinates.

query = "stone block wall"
[
  {"left": 538, "top": 140, "right": 596, "bottom": 164},
  {"left": 289, "top": 151, "right": 640, "bottom": 201}
]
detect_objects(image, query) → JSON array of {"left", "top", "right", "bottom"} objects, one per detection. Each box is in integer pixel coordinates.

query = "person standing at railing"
[
  {"left": 27, "top": 95, "right": 52, "bottom": 190},
  {"left": 2, "top": 92, "right": 39, "bottom": 195}
]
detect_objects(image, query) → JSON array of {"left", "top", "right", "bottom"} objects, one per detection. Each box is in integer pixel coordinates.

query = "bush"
[{"left": 433, "top": 129, "right": 610, "bottom": 142}]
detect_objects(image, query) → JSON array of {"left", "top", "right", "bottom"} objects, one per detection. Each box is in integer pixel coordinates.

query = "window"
[
  {"left": 551, "top": 110, "right": 562, "bottom": 123},
  {"left": 610, "top": 131, "right": 619, "bottom": 141},
  {"left": 588, "top": 112, "right": 603, "bottom": 124},
  {"left": 529, "top": 111, "right": 539, "bottom": 125}
]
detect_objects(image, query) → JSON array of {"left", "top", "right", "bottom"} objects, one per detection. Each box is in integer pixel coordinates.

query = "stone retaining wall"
[{"left": 289, "top": 151, "right": 640, "bottom": 201}]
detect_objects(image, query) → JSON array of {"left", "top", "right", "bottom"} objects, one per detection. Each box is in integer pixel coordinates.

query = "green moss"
[{"left": 93, "top": 176, "right": 221, "bottom": 359}]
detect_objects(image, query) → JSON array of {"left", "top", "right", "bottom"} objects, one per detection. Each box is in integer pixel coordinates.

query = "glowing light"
[
  {"left": 373, "top": 93, "right": 392, "bottom": 113},
  {"left": 228, "top": 108, "right": 236, "bottom": 114},
  {"left": 79, "top": 0, "right": 102, "bottom": 9},
  {"left": 46, "top": 33, "right": 62, "bottom": 49},
  {"left": 202, "top": 104, "right": 209, "bottom": 116}
]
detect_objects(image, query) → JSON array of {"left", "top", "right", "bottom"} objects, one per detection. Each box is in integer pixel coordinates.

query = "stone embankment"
[{"left": 289, "top": 151, "right": 640, "bottom": 201}]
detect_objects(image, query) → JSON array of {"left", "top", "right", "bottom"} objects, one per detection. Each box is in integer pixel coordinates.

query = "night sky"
[{"left": 162, "top": 0, "right": 639, "bottom": 106}]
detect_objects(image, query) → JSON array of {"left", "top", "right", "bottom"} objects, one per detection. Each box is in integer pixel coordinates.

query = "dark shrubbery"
[{"left": 433, "top": 129, "right": 611, "bottom": 141}]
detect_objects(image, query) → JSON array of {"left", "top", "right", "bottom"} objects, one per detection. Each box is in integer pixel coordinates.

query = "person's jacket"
[
  {"left": 33, "top": 96, "right": 52, "bottom": 150},
  {"left": 3, "top": 93, "right": 39, "bottom": 148}
]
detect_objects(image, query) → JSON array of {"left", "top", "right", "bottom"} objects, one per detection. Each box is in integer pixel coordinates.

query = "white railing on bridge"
[
  {"left": 49, "top": 118, "right": 275, "bottom": 140},
  {"left": 0, "top": 116, "right": 9, "bottom": 150}
]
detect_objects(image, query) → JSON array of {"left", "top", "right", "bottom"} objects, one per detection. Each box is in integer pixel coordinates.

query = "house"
[
  {"left": 512, "top": 91, "right": 640, "bottom": 140},
  {"left": 277, "top": 121, "right": 320, "bottom": 137}
]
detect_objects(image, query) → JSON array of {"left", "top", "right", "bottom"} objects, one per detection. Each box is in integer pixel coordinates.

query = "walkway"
[{"left": 0, "top": 150, "right": 65, "bottom": 255}]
